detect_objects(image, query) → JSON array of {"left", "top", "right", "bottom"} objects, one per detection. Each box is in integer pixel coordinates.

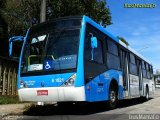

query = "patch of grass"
[{"left": 0, "top": 95, "right": 20, "bottom": 104}]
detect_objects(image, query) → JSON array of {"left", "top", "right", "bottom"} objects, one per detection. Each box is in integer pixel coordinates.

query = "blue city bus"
[{"left": 9, "top": 16, "right": 155, "bottom": 109}]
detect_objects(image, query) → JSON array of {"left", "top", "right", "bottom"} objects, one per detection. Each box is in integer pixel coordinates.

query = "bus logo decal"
[{"left": 45, "top": 62, "right": 51, "bottom": 69}]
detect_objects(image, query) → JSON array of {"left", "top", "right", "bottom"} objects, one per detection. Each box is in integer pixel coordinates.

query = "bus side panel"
[
  {"left": 85, "top": 70, "right": 124, "bottom": 102},
  {"left": 85, "top": 76, "right": 109, "bottom": 102},
  {"left": 148, "top": 79, "right": 155, "bottom": 96},
  {"left": 143, "top": 78, "right": 155, "bottom": 97}
]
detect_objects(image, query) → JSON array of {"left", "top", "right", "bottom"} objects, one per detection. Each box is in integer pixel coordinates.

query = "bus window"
[
  {"left": 142, "top": 61, "right": 147, "bottom": 78},
  {"left": 148, "top": 65, "right": 153, "bottom": 79},
  {"left": 146, "top": 63, "right": 150, "bottom": 79},
  {"left": 106, "top": 39, "right": 120, "bottom": 70},
  {"left": 150, "top": 66, "right": 153, "bottom": 79},
  {"left": 129, "top": 53, "right": 137, "bottom": 75},
  {"left": 94, "top": 40, "right": 103, "bottom": 63},
  {"left": 130, "top": 53, "right": 136, "bottom": 64},
  {"left": 84, "top": 32, "right": 103, "bottom": 64},
  {"left": 84, "top": 24, "right": 106, "bottom": 82},
  {"left": 107, "top": 39, "right": 118, "bottom": 56}
]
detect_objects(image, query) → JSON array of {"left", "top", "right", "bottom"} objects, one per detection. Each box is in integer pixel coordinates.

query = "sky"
[{"left": 106, "top": 0, "right": 160, "bottom": 72}]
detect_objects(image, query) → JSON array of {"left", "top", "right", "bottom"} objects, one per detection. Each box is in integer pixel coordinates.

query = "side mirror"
[
  {"left": 91, "top": 37, "right": 97, "bottom": 49},
  {"left": 9, "top": 36, "right": 24, "bottom": 60}
]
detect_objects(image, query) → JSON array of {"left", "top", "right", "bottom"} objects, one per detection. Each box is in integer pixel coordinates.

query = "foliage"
[
  {"left": 1, "top": 0, "right": 41, "bottom": 35},
  {"left": 0, "top": 95, "right": 20, "bottom": 104},
  {"left": 47, "top": 0, "right": 111, "bottom": 26},
  {"left": 1, "top": 0, "right": 111, "bottom": 36},
  {"left": 117, "top": 36, "right": 129, "bottom": 46}
]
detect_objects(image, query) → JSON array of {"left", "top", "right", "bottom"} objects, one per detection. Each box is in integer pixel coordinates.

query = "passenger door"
[
  {"left": 137, "top": 59, "right": 143, "bottom": 96},
  {"left": 120, "top": 49, "right": 129, "bottom": 97}
]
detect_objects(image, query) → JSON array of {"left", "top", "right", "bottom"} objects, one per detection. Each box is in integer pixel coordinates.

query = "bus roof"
[
  {"left": 119, "top": 40, "right": 152, "bottom": 65},
  {"left": 83, "top": 15, "right": 152, "bottom": 65}
]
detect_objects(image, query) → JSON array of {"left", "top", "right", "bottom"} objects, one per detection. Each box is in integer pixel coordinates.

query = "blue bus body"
[{"left": 17, "top": 15, "right": 154, "bottom": 104}]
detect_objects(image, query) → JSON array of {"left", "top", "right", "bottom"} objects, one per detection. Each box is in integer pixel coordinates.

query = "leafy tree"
[
  {"left": 47, "top": 0, "right": 111, "bottom": 26},
  {"left": 1, "top": 0, "right": 41, "bottom": 35},
  {"left": 117, "top": 36, "right": 129, "bottom": 46},
  {"left": 0, "top": 1, "right": 8, "bottom": 57},
  {"left": 1, "top": 0, "right": 111, "bottom": 35}
]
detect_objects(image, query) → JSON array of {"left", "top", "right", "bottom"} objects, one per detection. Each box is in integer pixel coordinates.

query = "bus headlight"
[
  {"left": 20, "top": 80, "right": 27, "bottom": 88},
  {"left": 62, "top": 74, "right": 76, "bottom": 87}
]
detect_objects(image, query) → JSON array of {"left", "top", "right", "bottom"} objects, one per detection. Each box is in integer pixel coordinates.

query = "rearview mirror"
[
  {"left": 90, "top": 36, "right": 98, "bottom": 60},
  {"left": 91, "top": 37, "right": 97, "bottom": 49},
  {"left": 9, "top": 36, "right": 24, "bottom": 60}
]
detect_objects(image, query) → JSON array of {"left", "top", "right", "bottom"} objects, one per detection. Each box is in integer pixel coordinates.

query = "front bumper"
[{"left": 18, "top": 86, "right": 86, "bottom": 102}]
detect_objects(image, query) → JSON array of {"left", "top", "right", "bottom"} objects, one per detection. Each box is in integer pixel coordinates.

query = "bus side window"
[
  {"left": 84, "top": 25, "right": 107, "bottom": 82},
  {"left": 94, "top": 40, "right": 103, "bottom": 64},
  {"left": 84, "top": 32, "right": 91, "bottom": 60},
  {"left": 106, "top": 39, "right": 120, "bottom": 70},
  {"left": 85, "top": 32, "right": 103, "bottom": 64},
  {"left": 142, "top": 61, "right": 147, "bottom": 78},
  {"left": 146, "top": 63, "right": 150, "bottom": 79},
  {"left": 149, "top": 65, "right": 153, "bottom": 79},
  {"left": 151, "top": 66, "right": 153, "bottom": 79},
  {"left": 129, "top": 53, "right": 138, "bottom": 75}
]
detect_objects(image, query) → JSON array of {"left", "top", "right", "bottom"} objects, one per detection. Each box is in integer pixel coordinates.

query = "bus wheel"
[
  {"left": 108, "top": 85, "right": 117, "bottom": 109},
  {"left": 145, "top": 87, "right": 149, "bottom": 101}
]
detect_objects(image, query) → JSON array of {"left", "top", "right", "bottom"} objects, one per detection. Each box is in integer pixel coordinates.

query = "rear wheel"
[{"left": 108, "top": 85, "right": 117, "bottom": 109}]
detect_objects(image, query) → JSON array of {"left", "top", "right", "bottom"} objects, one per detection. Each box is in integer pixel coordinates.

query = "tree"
[
  {"left": 0, "top": 1, "right": 9, "bottom": 57},
  {"left": 47, "top": 0, "right": 111, "bottom": 26},
  {"left": 1, "top": 0, "right": 41, "bottom": 35},
  {"left": 117, "top": 36, "right": 129, "bottom": 46},
  {"left": 1, "top": 0, "right": 111, "bottom": 35},
  {"left": 40, "top": 0, "right": 47, "bottom": 23}
]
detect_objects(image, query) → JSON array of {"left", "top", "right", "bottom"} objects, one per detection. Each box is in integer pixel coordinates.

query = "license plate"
[{"left": 37, "top": 90, "right": 48, "bottom": 96}]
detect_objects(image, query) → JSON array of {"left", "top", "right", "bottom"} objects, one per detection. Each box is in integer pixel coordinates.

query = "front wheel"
[{"left": 108, "top": 85, "right": 117, "bottom": 109}]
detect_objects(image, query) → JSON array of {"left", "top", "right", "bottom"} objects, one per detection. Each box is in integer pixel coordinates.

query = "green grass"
[{"left": 0, "top": 95, "right": 20, "bottom": 104}]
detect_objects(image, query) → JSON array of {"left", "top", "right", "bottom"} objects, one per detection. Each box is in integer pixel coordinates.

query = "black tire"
[{"left": 108, "top": 85, "right": 117, "bottom": 109}]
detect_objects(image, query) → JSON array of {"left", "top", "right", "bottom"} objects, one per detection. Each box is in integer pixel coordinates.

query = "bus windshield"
[{"left": 21, "top": 29, "right": 80, "bottom": 73}]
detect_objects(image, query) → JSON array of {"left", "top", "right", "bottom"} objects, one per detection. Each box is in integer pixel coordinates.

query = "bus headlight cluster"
[
  {"left": 62, "top": 74, "right": 76, "bottom": 87},
  {"left": 20, "top": 80, "right": 27, "bottom": 88}
]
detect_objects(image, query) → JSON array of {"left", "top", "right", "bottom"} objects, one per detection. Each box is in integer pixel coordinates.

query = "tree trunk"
[{"left": 40, "top": 0, "right": 47, "bottom": 23}]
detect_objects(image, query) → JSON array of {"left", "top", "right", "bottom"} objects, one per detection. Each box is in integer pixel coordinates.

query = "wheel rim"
[{"left": 110, "top": 90, "right": 116, "bottom": 103}]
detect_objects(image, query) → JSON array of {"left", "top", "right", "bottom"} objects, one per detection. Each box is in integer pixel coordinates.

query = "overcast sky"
[{"left": 106, "top": 0, "right": 160, "bottom": 72}]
